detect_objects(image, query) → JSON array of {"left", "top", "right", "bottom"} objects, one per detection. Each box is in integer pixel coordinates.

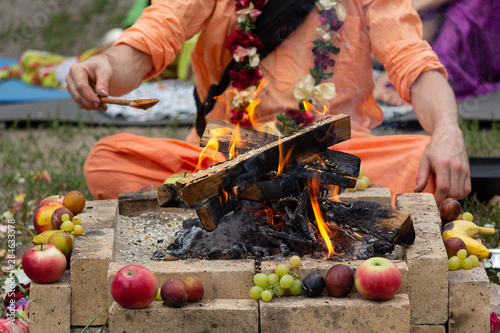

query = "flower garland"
[{"left": 225, "top": 0, "right": 346, "bottom": 134}]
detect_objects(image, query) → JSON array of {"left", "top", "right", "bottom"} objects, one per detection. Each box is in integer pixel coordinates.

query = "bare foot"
[{"left": 373, "top": 71, "right": 405, "bottom": 106}]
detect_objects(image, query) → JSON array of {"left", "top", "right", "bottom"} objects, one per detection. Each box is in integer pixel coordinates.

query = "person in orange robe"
[{"left": 66, "top": 0, "right": 470, "bottom": 205}]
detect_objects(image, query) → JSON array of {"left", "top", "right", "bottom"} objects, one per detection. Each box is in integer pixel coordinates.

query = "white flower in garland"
[
  {"left": 316, "top": 27, "right": 332, "bottom": 42},
  {"left": 233, "top": 46, "right": 260, "bottom": 67},
  {"left": 293, "top": 74, "right": 336, "bottom": 105},
  {"left": 236, "top": 2, "right": 262, "bottom": 23},
  {"left": 231, "top": 85, "right": 258, "bottom": 108},
  {"left": 316, "top": 0, "right": 346, "bottom": 21}
]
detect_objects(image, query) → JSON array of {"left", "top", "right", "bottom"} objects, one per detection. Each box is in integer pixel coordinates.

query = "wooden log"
[
  {"left": 201, "top": 119, "right": 279, "bottom": 153},
  {"left": 320, "top": 200, "right": 415, "bottom": 245},
  {"left": 238, "top": 175, "right": 303, "bottom": 202},
  {"left": 196, "top": 195, "right": 240, "bottom": 231},
  {"left": 157, "top": 183, "right": 180, "bottom": 207},
  {"left": 176, "top": 114, "right": 351, "bottom": 206}
]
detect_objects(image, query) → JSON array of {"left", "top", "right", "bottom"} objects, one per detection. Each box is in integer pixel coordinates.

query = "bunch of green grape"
[
  {"left": 249, "top": 255, "right": 302, "bottom": 302},
  {"left": 347, "top": 168, "right": 370, "bottom": 192},
  {"left": 448, "top": 249, "right": 479, "bottom": 270}
]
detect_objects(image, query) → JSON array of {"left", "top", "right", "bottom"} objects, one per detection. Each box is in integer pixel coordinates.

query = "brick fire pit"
[{"left": 28, "top": 189, "right": 491, "bottom": 332}]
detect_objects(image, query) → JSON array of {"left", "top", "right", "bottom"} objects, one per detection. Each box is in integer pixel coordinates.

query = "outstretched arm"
[
  {"left": 66, "top": 44, "right": 153, "bottom": 111},
  {"left": 410, "top": 70, "right": 471, "bottom": 205}
]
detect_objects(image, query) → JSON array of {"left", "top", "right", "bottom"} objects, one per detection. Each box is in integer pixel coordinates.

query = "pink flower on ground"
[
  {"left": 0, "top": 318, "right": 25, "bottom": 333},
  {"left": 491, "top": 312, "right": 500, "bottom": 332}
]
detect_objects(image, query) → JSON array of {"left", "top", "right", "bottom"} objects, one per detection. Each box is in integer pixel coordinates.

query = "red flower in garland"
[
  {"left": 230, "top": 109, "right": 252, "bottom": 128},
  {"left": 235, "top": 0, "right": 266, "bottom": 11},
  {"left": 285, "top": 109, "right": 315, "bottom": 127},
  {"left": 229, "top": 68, "right": 263, "bottom": 91},
  {"left": 226, "top": 30, "right": 264, "bottom": 52}
]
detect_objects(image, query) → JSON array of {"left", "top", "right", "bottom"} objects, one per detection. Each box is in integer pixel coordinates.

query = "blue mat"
[{"left": 0, "top": 58, "right": 70, "bottom": 103}]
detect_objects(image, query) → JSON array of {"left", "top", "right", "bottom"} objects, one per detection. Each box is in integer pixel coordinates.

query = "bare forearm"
[
  {"left": 102, "top": 44, "right": 154, "bottom": 97},
  {"left": 410, "top": 70, "right": 459, "bottom": 135}
]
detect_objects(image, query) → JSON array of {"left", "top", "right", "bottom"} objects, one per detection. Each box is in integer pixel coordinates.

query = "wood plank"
[
  {"left": 196, "top": 195, "right": 240, "bottom": 231},
  {"left": 176, "top": 114, "right": 351, "bottom": 206},
  {"left": 157, "top": 183, "right": 180, "bottom": 207}
]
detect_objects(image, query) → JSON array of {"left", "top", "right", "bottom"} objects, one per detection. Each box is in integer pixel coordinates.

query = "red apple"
[
  {"left": 325, "top": 264, "right": 354, "bottom": 297},
  {"left": 33, "top": 202, "right": 65, "bottom": 234},
  {"left": 38, "top": 194, "right": 65, "bottom": 207},
  {"left": 444, "top": 237, "right": 467, "bottom": 258},
  {"left": 354, "top": 257, "right": 401, "bottom": 301},
  {"left": 184, "top": 277, "right": 204, "bottom": 302},
  {"left": 22, "top": 244, "right": 67, "bottom": 283},
  {"left": 161, "top": 278, "right": 189, "bottom": 308},
  {"left": 111, "top": 265, "right": 158, "bottom": 309},
  {"left": 439, "top": 198, "right": 461, "bottom": 226}
]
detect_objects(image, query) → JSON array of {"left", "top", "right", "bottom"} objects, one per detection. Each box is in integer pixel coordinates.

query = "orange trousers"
[{"left": 84, "top": 133, "right": 436, "bottom": 205}]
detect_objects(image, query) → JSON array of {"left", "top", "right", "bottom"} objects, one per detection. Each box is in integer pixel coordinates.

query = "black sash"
[{"left": 194, "top": 0, "right": 316, "bottom": 137}]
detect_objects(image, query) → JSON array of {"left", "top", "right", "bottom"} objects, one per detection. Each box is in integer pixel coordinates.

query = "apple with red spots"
[
  {"left": 22, "top": 243, "right": 67, "bottom": 283},
  {"left": 354, "top": 257, "right": 401, "bottom": 300},
  {"left": 111, "top": 265, "right": 158, "bottom": 309}
]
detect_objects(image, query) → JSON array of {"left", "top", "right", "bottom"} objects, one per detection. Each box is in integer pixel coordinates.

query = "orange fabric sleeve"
[
  {"left": 363, "top": 0, "right": 448, "bottom": 103},
  {"left": 114, "top": 0, "right": 217, "bottom": 80}
]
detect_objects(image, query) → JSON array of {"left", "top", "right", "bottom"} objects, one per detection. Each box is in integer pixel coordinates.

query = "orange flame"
[
  {"left": 308, "top": 175, "right": 335, "bottom": 258},
  {"left": 327, "top": 185, "right": 342, "bottom": 202},
  {"left": 255, "top": 205, "right": 284, "bottom": 230},
  {"left": 302, "top": 100, "right": 328, "bottom": 116},
  {"left": 276, "top": 143, "right": 294, "bottom": 176},
  {"left": 229, "top": 124, "right": 241, "bottom": 160}
]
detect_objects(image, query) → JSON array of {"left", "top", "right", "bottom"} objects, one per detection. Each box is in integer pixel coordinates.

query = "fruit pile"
[
  {"left": 440, "top": 198, "right": 496, "bottom": 270},
  {"left": 22, "top": 191, "right": 87, "bottom": 284},
  {"left": 249, "top": 256, "right": 401, "bottom": 302},
  {"left": 347, "top": 168, "right": 370, "bottom": 192},
  {"left": 110, "top": 265, "right": 204, "bottom": 309}
]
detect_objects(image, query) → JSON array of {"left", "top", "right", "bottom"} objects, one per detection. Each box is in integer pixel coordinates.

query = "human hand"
[
  {"left": 414, "top": 126, "right": 471, "bottom": 206},
  {"left": 66, "top": 44, "right": 153, "bottom": 111},
  {"left": 66, "top": 53, "right": 113, "bottom": 111}
]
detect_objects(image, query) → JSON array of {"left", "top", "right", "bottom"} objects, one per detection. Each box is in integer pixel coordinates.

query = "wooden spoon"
[{"left": 100, "top": 97, "right": 159, "bottom": 110}]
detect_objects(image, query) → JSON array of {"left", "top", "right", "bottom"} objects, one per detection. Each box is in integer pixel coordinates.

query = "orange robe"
[{"left": 85, "top": 0, "right": 445, "bottom": 203}]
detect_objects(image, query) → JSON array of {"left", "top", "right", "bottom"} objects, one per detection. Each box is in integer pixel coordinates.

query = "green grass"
[
  {"left": 460, "top": 119, "right": 500, "bottom": 157},
  {"left": 0, "top": 0, "right": 128, "bottom": 57}
]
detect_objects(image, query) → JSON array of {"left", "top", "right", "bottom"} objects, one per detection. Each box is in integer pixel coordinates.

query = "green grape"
[
  {"left": 289, "top": 279, "right": 302, "bottom": 296},
  {"left": 275, "top": 264, "right": 289, "bottom": 277},
  {"left": 60, "top": 221, "right": 75, "bottom": 232},
  {"left": 356, "top": 178, "right": 368, "bottom": 191},
  {"left": 358, "top": 168, "right": 364, "bottom": 178},
  {"left": 72, "top": 216, "right": 82, "bottom": 225},
  {"left": 272, "top": 285, "right": 285, "bottom": 297},
  {"left": 280, "top": 274, "right": 294, "bottom": 289},
  {"left": 61, "top": 214, "right": 70, "bottom": 222},
  {"left": 456, "top": 249, "right": 467, "bottom": 259},
  {"left": 462, "top": 257, "right": 473, "bottom": 269},
  {"left": 462, "top": 212, "right": 473, "bottom": 221},
  {"left": 268, "top": 273, "right": 279, "bottom": 285},
  {"left": 253, "top": 273, "right": 269, "bottom": 288},
  {"left": 469, "top": 255, "right": 479, "bottom": 267},
  {"left": 448, "top": 256, "right": 461, "bottom": 271},
  {"left": 249, "top": 286, "right": 263, "bottom": 300},
  {"left": 261, "top": 290, "right": 273, "bottom": 302},
  {"left": 289, "top": 255, "right": 301, "bottom": 269}
]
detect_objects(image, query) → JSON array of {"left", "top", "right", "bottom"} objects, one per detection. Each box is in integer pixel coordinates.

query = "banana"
[
  {"left": 32, "top": 230, "right": 59, "bottom": 245},
  {"left": 443, "top": 220, "right": 496, "bottom": 238},
  {"left": 442, "top": 220, "right": 496, "bottom": 260}
]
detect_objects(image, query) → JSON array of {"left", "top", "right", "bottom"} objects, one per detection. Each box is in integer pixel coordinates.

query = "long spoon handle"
[{"left": 100, "top": 97, "right": 132, "bottom": 106}]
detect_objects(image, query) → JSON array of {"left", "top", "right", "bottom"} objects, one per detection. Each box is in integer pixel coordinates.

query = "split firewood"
[
  {"left": 320, "top": 200, "right": 415, "bottom": 245},
  {"left": 176, "top": 114, "right": 351, "bottom": 206},
  {"left": 157, "top": 183, "right": 180, "bottom": 207},
  {"left": 200, "top": 119, "right": 279, "bottom": 153},
  {"left": 196, "top": 195, "right": 240, "bottom": 231}
]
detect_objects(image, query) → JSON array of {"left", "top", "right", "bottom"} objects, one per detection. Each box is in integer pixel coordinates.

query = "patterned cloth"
[
  {"left": 0, "top": 48, "right": 103, "bottom": 89},
  {"left": 431, "top": 0, "right": 500, "bottom": 101}
]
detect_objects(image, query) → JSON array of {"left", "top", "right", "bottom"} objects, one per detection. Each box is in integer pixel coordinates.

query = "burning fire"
[{"left": 308, "top": 174, "right": 336, "bottom": 258}]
